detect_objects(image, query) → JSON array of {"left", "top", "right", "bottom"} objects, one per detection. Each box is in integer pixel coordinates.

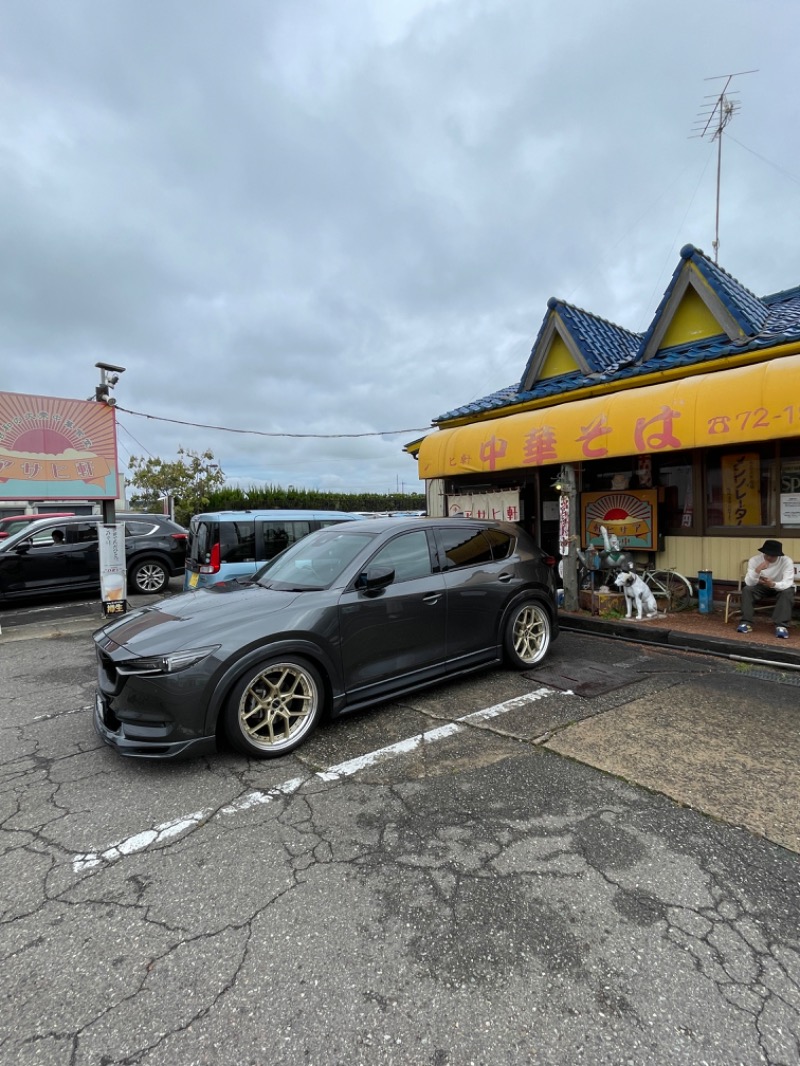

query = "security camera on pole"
[
  {"left": 92, "top": 362, "right": 128, "bottom": 611},
  {"left": 93, "top": 361, "right": 126, "bottom": 406}
]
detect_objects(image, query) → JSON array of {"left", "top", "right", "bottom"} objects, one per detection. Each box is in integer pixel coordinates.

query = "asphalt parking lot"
[{"left": 2, "top": 591, "right": 799, "bottom": 1064}]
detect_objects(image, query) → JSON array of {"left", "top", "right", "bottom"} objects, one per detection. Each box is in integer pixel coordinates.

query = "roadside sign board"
[{"left": 99, "top": 523, "right": 127, "bottom": 616}]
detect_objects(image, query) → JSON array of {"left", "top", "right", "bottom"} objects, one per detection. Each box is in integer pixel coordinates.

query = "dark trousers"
[{"left": 740, "top": 584, "right": 794, "bottom": 625}]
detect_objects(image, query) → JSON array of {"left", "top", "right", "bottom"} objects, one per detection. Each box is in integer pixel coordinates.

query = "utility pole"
[{"left": 690, "top": 70, "right": 757, "bottom": 263}]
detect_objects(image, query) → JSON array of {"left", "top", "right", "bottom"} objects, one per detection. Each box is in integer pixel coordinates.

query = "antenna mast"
[{"left": 690, "top": 69, "right": 757, "bottom": 263}]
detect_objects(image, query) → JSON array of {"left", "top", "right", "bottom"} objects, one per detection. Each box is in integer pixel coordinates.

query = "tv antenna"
[{"left": 690, "top": 69, "right": 757, "bottom": 263}]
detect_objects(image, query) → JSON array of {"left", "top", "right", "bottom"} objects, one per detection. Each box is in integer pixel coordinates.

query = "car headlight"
[{"left": 115, "top": 646, "right": 220, "bottom": 676}]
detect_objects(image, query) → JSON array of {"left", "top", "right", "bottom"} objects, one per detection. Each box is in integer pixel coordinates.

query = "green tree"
[{"left": 127, "top": 448, "right": 225, "bottom": 526}]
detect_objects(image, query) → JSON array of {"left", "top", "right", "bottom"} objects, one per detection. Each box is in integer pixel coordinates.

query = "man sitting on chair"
[{"left": 737, "top": 539, "right": 795, "bottom": 639}]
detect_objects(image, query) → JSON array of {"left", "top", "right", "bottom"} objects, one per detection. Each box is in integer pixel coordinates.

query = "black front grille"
[{"left": 97, "top": 647, "right": 119, "bottom": 688}]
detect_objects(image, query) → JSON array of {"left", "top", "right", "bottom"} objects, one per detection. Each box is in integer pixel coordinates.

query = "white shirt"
[{"left": 744, "top": 553, "right": 796, "bottom": 591}]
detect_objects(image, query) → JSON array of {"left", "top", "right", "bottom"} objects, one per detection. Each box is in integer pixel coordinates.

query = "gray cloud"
[{"left": 2, "top": 0, "right": 798, "bottom": 495}]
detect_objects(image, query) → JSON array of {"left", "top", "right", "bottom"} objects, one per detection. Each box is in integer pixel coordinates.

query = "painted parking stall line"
[{"left": 73, "top": 687, "right": 563, "bottom": 873}]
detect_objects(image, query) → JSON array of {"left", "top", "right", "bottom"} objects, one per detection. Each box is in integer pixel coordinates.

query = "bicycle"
[{"left": 637, "top": 564, "right": 694, "bottom": 612}]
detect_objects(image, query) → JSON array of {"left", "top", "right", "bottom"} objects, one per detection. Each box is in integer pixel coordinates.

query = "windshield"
[{"left": 254, "top": 528, "right": 376, "bottom": 589}]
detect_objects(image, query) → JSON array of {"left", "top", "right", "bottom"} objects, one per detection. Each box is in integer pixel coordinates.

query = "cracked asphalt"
[{"left": 1, "top": 602, "right": 799, "bottom": 1065}]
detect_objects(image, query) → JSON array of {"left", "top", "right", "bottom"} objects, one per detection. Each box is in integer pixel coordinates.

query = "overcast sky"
[{"left": 2, "top": 1, "right": 799, "bottom": 498}]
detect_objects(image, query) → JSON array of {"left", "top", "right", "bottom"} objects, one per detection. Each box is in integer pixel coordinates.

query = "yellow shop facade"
[{"left": 408, "top": 245, "right": 800, "bottom": 588}]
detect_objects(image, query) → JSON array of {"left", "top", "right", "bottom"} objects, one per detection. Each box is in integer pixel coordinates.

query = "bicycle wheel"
[{"left": 647, "top": 569, "right": 694, "bottom": 611}]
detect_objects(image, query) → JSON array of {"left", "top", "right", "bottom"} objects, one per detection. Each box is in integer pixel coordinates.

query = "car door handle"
[
  {"left": 497, "top": 572, "right": 513, "bottom": 583},
  {"left": 422, "top": 593, "right": 442, "bottom": 604}
]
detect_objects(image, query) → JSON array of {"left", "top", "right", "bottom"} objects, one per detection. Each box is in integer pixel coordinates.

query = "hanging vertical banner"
[
  {"left": 558, "top": 495, "right": 570, "bottom": 555},
  {"left": 721, "top": 453, "right": 761, "bottom": 525},
  {"left": 99, "top": 523, "right": 127, "bottom": 616}
]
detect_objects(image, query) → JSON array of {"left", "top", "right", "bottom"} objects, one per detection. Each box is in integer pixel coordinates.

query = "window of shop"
[
  {"left": 652, "top": 451, "right": 694, "bottom": 532},
  {"left": 779, "top": 440, "right": 800, "bottom": 529},
  {"left": 705, "top": 446, "right": 777, "bottom": 530}
]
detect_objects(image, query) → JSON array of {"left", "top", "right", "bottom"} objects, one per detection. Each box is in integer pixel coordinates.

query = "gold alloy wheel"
[
  {"left": 236, "top": 661, "right": 321, "bottom": 752},
  {"left": 510, "top": 602, "right": 551, "bottom": 667}
]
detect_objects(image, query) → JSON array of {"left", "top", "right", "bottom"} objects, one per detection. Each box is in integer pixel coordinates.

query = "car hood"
[{"left": 94, "top": 582, "right": 306, "bottom": 656}]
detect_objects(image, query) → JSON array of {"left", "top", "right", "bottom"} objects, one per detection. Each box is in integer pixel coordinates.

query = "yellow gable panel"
[
  {"left": 538, "top": 332, "right": 580, "bottom": 379},
  {"left": 658, "top": 286, "right": 724, "bottom": 350}
]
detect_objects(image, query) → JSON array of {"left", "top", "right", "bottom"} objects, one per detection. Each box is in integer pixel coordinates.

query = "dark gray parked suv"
[
  {"left": 0, "top": 513, "right": 187, "bottom": 602},
  {"left": 93, "top": 516, "right": 558, "bottom": 761}
]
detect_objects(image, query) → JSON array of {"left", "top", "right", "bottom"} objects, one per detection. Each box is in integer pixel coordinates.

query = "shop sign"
[
  {"left": 0, "top": 391, "right": 118, "bottom": 500},
  {"left": 721, "top": 453, "right": 760, "bottom": 526},
  {"left": 447, "top": 490, "right": 520, "bottom": 522},
  {"left": 417, "top": 354, "right": 800, "bottom": 478},
  {"left": 580, "top": 489, "right": 658, "bottom": 550}
]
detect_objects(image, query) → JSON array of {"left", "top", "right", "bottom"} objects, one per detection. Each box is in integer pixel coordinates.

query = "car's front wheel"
[
  {"left": 223, "top": 657, "right": 325, "bottom": 758},
  {"left": 503, "top": 599, "right": 551, "bottom": 668},
  {"left": 128, "top": 558, "right": 170, "bottom": 595}
]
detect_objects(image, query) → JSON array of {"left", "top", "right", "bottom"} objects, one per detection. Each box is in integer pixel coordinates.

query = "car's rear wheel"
[
  {"left": 503, "top": 599, "right": 551, "bottom": 668},
  {"left": 224, "top": 657, "right": 325, "bottom": 758},
  {"left": 128, "top": 558, "right": 169, "bottom": 595}
]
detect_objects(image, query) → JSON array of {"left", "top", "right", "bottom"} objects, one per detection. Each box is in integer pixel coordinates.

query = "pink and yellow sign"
[
  {"left": 417, "top": 353, "right": 800, "bottom": 478},
  {"left": 0, "top": 392, "right": 118, "bottom": 500}
]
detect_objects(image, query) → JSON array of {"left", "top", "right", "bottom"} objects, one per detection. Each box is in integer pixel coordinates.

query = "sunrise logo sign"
[
  {"left": 0, "top": 392, "right": 118, "bottom": 500},
  {"left": 581, "top": 489, "right": 658, "bottom": 550}
]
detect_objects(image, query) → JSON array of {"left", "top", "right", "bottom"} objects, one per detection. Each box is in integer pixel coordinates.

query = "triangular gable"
[
  {"left": 536, "top": 326, "right": 584, "bottom": 380},
  {"left": 640, "top": 244, "right": 769, "bottom": 362},
  {"left": 520, "top": 299, "right": 638, "bottom": 391}
]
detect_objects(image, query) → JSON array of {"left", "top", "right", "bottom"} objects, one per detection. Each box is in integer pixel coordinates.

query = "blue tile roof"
[{"left": 434, "top": 245, "right": 800, "bottom": 424}]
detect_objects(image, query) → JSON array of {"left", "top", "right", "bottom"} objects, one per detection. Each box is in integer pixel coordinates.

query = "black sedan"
[{"left": 93, "top": 517, "right": 558, "bottom": 760}]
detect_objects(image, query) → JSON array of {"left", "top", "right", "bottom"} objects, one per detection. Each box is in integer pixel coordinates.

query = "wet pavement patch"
[{"left": 524, "top": 660, "right": 649, "bottom": 697}]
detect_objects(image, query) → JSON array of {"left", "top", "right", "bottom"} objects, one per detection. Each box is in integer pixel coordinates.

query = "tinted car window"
[
  {"left": 187, "top": 519, "right": 216, "bottom": 566},
  {"left": 70, "top": 524, "right": 100, "bottom": 544},
  {"left": 124, "top": 521, "right": 156, "bottom": 536},
  {"left": 220, "top": 520, "right": 255, "bottom": 564},
  {"left": 436, "top": 526, "right": 495, "bottom": 570},
  {"left": 368, "top": 530, "right": 432, "bottom": 582},
  {"left": 483, "top": 527, "right": 514, "bottom": 560},
  {"left": 260, "top": 520, "right": 313, "bottom": 561}
]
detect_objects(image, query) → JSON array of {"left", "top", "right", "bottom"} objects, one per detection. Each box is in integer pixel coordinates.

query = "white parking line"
[{"left": 72, "top": 686, "right": 560, "bottom": 873}]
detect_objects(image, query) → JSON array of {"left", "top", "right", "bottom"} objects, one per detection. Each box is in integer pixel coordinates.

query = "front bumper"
[{"left": 94, "top": 690, "right": 217, "bottom": 760}]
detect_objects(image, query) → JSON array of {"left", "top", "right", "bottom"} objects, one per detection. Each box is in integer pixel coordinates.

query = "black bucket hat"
[{"left": 759, "top": 539, "right": 784, "bottom": 557}]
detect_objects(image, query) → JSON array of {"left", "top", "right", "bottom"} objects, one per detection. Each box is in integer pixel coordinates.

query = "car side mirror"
[
  {"left": 356, "top": 565, "right": 395, "bottom": 593},
  {"left": 14, "top": 543, "right": 32, "bottom": 555}
]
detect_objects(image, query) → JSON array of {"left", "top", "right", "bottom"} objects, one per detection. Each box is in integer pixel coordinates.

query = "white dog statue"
[{"left": 614, "top": 570, "right": 659, "bottom": 620}]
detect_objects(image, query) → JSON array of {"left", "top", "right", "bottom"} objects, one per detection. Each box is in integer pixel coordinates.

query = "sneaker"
[
  {"left": 737, "top": 622, "right": 753, "bottom": 634},
  {"left": 775, "top": 626, "right": 789, "bottom": 639}
]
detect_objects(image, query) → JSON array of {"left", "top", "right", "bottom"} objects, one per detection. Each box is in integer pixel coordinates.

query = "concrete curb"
[{"left": 559, "top": 612, "right": 800, "bottom": 669}]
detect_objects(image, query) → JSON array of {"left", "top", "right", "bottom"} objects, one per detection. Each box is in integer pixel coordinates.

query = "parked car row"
[
  {"left": 0, "top": 507, "right": 429, "bottom": 603},
  {"left": 0, "top": 513, "right": 188, "bottom": 602}
]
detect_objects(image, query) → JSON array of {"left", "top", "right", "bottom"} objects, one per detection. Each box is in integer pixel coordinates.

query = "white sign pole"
[{"left": 99, "top": 523, "right": 127, "bottom": 616}]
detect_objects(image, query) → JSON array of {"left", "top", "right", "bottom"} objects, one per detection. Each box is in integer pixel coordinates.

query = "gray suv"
[{"left": 0, "top": 513, "right": 188, "bottom": 602}]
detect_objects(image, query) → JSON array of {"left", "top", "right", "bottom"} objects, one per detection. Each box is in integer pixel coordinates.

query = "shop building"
[{"left": 408, "top": 245, "right": 800, "bottom": 589}]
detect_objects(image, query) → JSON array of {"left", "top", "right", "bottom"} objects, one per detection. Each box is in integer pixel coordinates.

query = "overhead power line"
[{"left": 116, "top": 405, "right": 433, "bottom": 439}]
